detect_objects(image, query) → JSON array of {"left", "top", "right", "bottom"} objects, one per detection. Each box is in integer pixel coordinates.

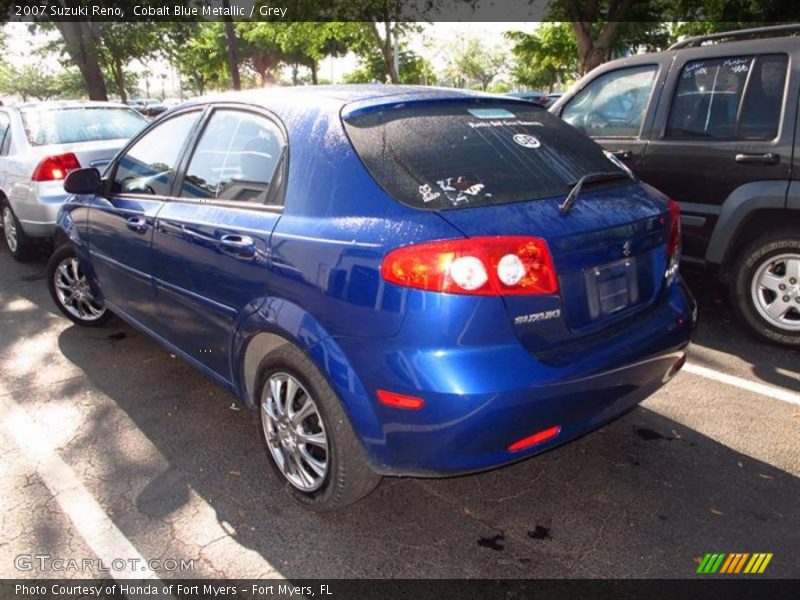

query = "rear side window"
[
  {"left": 562, "top": 65, "right": 658, "bottom": 138},
  {"left": 21, "top": 107, "right": 146, "bottom": 146},
  {"left": 344, "top": 102, "right": 627, "bottom": 210},
  {"left": 666, "top": 54, "right": 787, "bottom": 140},
  {"left": 179, "top": 109, "right": 284, "bottom": 204}
]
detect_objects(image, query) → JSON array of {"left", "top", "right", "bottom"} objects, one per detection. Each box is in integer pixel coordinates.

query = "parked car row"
[
  {"left": 125, "top": 98, "right": 169, "bottom": 119},
  {"left": 0, "top": 24, "right": 792, "bottom": 512}
]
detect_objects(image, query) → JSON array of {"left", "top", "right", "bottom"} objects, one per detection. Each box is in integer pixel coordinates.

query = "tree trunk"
[
  {"left": 311, "top": 62, "right": 318, "bottom": 85},
  {"left": 111, "top": 57, "right": 127, "bottom": 103},
  {"left": 566, "top": 0, "right": 632, "bottom": 75},
  {"left": 54, "top": 22, "right": 108, "bottom": 100},
  {"left": 369, "top": 21, "right": 399, "bottom": 83},
  {"left": 222, "top": 0, "right": 241, "bottom": 90}
]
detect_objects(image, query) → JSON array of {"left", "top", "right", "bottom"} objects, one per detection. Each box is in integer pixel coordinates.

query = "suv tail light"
[
  {"left": 381, "top": 236, "right": 559, "bottom": 296},
  {"left": 31, "top": 152, "right": 81, "bottom": 182},
  {"left": 665, "top": 199, "right": 681, "bottom": 284}
]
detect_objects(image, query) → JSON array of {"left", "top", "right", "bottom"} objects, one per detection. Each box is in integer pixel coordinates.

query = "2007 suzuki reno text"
[{"left": 48, "top": 86, "right": 696, "bottom": 510}]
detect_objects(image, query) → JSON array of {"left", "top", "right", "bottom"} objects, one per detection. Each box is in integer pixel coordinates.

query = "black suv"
[{"left": 551, "top": 25, "right": 800, "bottom": 346}]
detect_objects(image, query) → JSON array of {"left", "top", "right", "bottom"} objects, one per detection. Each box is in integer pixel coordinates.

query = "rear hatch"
[{"left": 343, "top": 98, "right": 671, "bottom": 352}]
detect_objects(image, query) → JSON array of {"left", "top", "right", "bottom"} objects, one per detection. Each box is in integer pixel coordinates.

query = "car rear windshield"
[
  {"left": 343, "top": 101, "right": 627, "bottom": 210},
  {"left": 21, "top": 107, "right": 146, "bottom": 146}
]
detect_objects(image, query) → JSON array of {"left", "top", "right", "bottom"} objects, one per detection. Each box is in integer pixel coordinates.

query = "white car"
[{"left": 0, "top": 101, "right": 147, "bottom": 260}]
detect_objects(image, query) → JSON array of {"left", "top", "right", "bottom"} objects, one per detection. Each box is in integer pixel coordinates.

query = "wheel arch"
[
  {"left": 705, "top": 180, "right": 794, "bottom": 275},
  {"left": 232, "top": 299, "right": 385, "bottom": 455}
]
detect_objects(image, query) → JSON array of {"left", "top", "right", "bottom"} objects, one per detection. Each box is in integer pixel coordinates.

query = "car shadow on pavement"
[
  {"left": 48, "top": 320, "right": 800, "bottom": 579},
  {"left": 2, "top": 252, "right": 798, "bottom": 579},
  {"left": 682, "top": 268, "right": 800, "bottom": 393}
]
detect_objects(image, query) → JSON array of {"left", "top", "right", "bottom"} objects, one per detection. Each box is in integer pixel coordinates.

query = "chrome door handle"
[
  {"left": 735, "top": 152, "right": 779, "bottom": 165},
  {"left": 218, "top": 234, "right": 256, "bottom": 258},
  {"left": 126, "top": 216, "right": 148, "bottom": 233}
]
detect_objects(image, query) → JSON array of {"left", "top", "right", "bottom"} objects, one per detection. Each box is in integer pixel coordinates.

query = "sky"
[{"left": 1, "top": 22, "right": 541, "bottom": 98}]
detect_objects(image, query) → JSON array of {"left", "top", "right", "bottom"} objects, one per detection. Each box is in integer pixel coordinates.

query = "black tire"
[
  {"left": 47, "top": 245, "right": 112, "bottom": 327},
  {"left": 1, "top": 198, "right": 32, "bottom": 261},
  {"left": 256, "top": 344, "right": 381, "bottom": 511},
  {"left": 730, "top": 230, "right": 800, "bottom": 346}
]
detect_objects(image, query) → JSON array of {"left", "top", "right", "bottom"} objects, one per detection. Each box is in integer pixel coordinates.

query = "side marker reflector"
[
  {"left": 508, "top": 425, "right": 561, "bottom": 453},
  {"left": 377, "top": 389, "right": 425, "bottom": 410}
]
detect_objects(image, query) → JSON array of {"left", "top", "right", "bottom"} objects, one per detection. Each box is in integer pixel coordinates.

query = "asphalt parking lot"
[{"left": 1, "top": 245, "right": 798, "bottom": 579}]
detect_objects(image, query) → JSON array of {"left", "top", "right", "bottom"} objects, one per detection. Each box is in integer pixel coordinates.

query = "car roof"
[
  {"left": 179, "top": 84, "right": 520, "bottom": 120},
  {"left": 13, "top": 100, "right": 131, "bottom": 112}
]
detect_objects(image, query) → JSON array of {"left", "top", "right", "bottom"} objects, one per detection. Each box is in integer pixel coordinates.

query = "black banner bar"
[
  {"left": 2, "top": 579, "right": 800, "bottom": 600},
  {"left": 1, "top": 0, "right": 798, "bottom": 23}
]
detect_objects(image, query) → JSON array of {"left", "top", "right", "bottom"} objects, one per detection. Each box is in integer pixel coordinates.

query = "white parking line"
[
  {"left": 684, "top": 362, "right": 800, "bottom": 406},
  {"left": 0, "top": 394, "right": 161, "bottom": 581}
]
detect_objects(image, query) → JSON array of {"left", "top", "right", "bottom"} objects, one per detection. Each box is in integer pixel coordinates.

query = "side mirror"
[{"left": 64, "top": 167, "right": 102, "bottom": 195}]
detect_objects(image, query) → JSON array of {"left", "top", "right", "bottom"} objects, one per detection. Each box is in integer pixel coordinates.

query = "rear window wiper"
[{"left": 560, "top": 171, "right": 632, "bottom": 214}]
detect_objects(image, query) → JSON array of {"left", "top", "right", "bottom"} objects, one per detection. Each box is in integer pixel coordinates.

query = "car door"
[
  {"left": 557, "top": 62, "right": 665, "bottom": 169},
  {"left": 150, "top": 106, "right": 286, "bottom": 382},
  {"left": 85, "top": 109, "right": 203, "bottom": 330},
  {"left": 639, "top": 41, "right": 798, "bottom": 260}
]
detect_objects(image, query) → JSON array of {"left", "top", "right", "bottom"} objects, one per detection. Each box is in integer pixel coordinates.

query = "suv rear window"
[
  {"left": 22, "top": 107, "right": 146, "bottom": 146},
  {"left": 343, "top": 102, "right": 627, "bottom": 210}
]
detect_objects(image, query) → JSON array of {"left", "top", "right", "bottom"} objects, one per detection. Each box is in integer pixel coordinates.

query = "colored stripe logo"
[{"left": 696, "top": 552, "right": 773, "bottom": 574}]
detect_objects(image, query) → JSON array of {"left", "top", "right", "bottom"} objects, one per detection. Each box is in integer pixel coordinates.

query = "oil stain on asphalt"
[
  {"left": 477, "top": 534, "right": 505, "bottom": 551},
  {"left": 527, "top": 525, "right": 551, "bottom": 540}
]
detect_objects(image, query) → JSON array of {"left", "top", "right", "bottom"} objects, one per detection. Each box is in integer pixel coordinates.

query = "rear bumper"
[{"left": 332, "top": 279, "right": 696, "bottom": 476}]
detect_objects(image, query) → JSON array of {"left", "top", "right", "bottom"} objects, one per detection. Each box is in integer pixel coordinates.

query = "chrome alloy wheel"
[
  {"left": 2, "top": 206, "right": 18, "bottom": 253},
  {"left": 52, "top": 257, "right": 107, "bottom": 322},
  {"left": 261, "top": 372, "right": 329, "bottom": 492},
  {"left": 751, "top": 253, "right": 800, "bottom": 331}
]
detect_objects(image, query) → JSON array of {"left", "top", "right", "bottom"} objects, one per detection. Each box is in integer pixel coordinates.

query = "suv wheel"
[
  {"left": 731, "top": 231, "right": 800, "bottom": 346},
  {"left": 1, "top": 199, "right": 31, "bottom": 261},
  {"left": 256, "top": 344, "right": 381, "bottom": 511},
  {"left": 47, "top": 246, "right": 112, "bottom": 327}
]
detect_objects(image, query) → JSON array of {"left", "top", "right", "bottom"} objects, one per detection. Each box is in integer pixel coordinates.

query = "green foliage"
[
  {"left": 238, "top": 22, "right": 359, "bottom": 85},
  {"left": 166, "top": 23, "right": 231, "bottom": 96},
  {"left": 442, "top": 37, "right": 506, "bottom": 90},
  {"left": 344, "top": 47, "right": 435, "bottom": 85},
  {"left": 506, "top": 23, "right": 577, "bottom": 92},
  {"left": 0, "top": 63, "right": 86, "bottom": 101}
]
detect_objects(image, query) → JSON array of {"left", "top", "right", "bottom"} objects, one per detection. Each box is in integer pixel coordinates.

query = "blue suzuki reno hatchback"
[{"left": 48, "top": 86, "right": 695, "bottom": 510}]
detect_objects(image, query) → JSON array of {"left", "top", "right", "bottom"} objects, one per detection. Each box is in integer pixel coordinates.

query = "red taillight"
[
  {"left": 376, "top": 390, "right": 425, "bottom": 410},
  {"left": 508, "top": 425, "right": 561, "bottom": 453},
  {"left": 31, "top": 152, "right": 81, "bottom": 182},
  {"left": 665, "top": 199, "right": 681, "bottom": 284},
  {"left": 381, "top": 236, "right": 559, "bottom": 296},
  {"left": 667, "top": 199, "right": 681, "bottom": 257}
]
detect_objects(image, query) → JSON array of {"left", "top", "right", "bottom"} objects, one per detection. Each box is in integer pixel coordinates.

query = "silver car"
[{"left": 0, "top": 101, "right": 146, "bottom": 260}]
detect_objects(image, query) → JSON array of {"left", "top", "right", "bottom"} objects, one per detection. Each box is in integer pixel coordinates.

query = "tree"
[
  {"left": 444, "top": 37, "right": 506, "bottom": 91},
  {"left": 344, "top": 47, "right": 435, "bottom": 85},
  {"left": 52, "top": 22, "right": 108, "bottom": 100},
  {"left": 222, "top": 0, "right": 242, "bottom": 90},
  {"left": 0, "top": 63, "right": 85, "bottom": 101},
  {"left": 546, "top": 1, "right": 671, "bottom": 74},
  {"left": 93, "top": 23, "right": 160, "bottom": 103},
  {"left": 167, "top": 23, "right": 230, "bottom": 96},
  {"left": 506, "top": 23, "right": 578, "bottom": 92}
]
